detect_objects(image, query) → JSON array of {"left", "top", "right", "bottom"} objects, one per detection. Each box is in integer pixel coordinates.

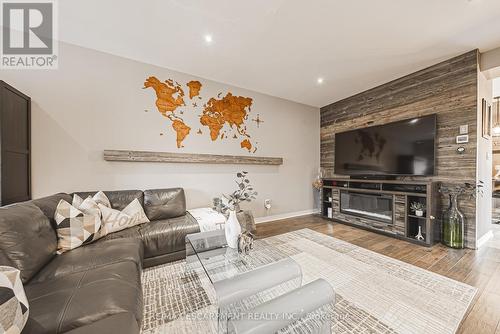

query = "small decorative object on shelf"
[
  {"left": 410, "top": 202, "right": 426, "bottom": 217},
  {"left": 440, "top": 182, "right": 484, "bottom": 249},
  {"left": 415, "top": 226, "right": 425, "bottom": 241},
  {"left": 312, "top": 167, "right": 325, "bottom": 190},
  {"left": 220, "top": 171, "right": 258, "bottom": 248},
  {"left": 237, "top": 232, "right": 254, "bottom": 254}
]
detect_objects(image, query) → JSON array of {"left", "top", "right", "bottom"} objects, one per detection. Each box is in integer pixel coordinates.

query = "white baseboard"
[
  {"left": 477, "top": 230, "right": 494, "bottom": 249},
  {"left": 255, "top": 209, "right": 319, "bottom": 224}
]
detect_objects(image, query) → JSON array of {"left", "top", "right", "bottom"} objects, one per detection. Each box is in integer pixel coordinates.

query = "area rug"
[{"left": 140, "top": 228, "right": 477, "bottom": 334}]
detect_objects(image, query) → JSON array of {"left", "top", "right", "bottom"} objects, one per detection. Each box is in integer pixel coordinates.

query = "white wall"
[
  {"left": 476, "top": 69, "right": 493, "bottom": 244},
  {"left": 494, "top": 77, "right": 500, "bottom": 98},
  {"left": 481, "top": 47, "right": 500, "bottom": 80},
  {"left": 1, "top": 43, "right": 320, "bottom": 219}
]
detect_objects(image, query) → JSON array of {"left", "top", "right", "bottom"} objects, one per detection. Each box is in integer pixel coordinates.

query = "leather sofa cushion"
[
  {"left": 61, "top": 312, "right": 139, "bottom": 334},
  {"left": 74, "top": 190, "right": 144, "bottom": 211},
  {"left": 143, "top": 188, "right": 186, "bottom": 220},
  {"left": 31, "top": 238, "right": 143, "bottom": 283},
  {"left": 98, "top": 225, "right": 141, "bottom": 242},
  {"left": 139, "top": 215, "right": 199, "bottom": 258},
  {"left": 0, "top": 202, "right": 57, "bottom": 283},
  {"left": 32, "top": 193, "right": 72, "bottom": 226},
  {"left": 24, "top": 261, "right": 142, "bottom": 334}
]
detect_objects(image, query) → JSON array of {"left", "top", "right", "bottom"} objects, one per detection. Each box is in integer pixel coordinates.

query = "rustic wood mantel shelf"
[{"left": 103, "top": 150, "right": 283, "bottom": 165}]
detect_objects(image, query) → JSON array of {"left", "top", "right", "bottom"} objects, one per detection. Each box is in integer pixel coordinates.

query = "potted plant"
[
  {"left": 220, "top": 171, "right": 258, "bottom": 248},
  {"left": 410, "top": 202, "right": 426, "bottom": 217}
]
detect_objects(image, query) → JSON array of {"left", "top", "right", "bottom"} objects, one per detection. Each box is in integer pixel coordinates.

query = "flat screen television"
[{"left": 334, "top": 114, "right": 436, "bottom": 176}]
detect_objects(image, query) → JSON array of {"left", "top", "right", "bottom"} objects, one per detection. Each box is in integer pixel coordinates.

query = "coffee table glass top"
[{"left": 186, "top": 229, "right": 289, "bottom": 284}]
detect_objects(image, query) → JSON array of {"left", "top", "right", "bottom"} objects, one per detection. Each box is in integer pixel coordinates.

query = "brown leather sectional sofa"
[{"left": 0, "top": 188, "right": 200, "bottom": 334}]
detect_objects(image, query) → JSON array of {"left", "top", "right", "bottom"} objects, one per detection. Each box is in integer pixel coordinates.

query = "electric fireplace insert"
[{"left": 340, "top": 191, "right": 393, "bottom": 224}]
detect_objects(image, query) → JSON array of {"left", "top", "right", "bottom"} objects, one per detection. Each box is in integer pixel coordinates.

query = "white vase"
[
  {"left": 415, "top": 210, "right": 424, "bottom": 217},
  {"left": 225, "top": 210, "right": 241, "bottom": 249}
]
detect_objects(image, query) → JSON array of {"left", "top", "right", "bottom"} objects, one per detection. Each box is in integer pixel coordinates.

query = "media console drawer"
[{"left": 382, "top": 183, "right": 427, "bottom": 194}]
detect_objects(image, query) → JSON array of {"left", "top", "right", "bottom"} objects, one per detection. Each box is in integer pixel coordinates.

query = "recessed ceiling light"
[
  {"left": 317, "top": 78, "right": 324, "bottom": 84},
  {"left": 204, "top": 35, "right": 213, "bottom": 43}
]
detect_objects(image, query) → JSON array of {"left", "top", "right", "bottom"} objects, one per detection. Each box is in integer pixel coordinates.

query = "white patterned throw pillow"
[
  {"left": 73, "top": 191, "right": 111, "bottom": 209},
  {"left": 72, "top": 195, "right": 102, "bottom": 218},
  {"left": 72, "top": 194, "right": 84, "bottom": 208},
  {"left": 0, "top": 266, "right": 29, "bottom": 334},
  {"left": 54, "top": 200, "right": 102, "bottom": 253},
  {"left": 93, "top": 191, "right": 111, "bottom": 208},
  {"left": 99, "top": 199, "right": 149, "bottom": 236}
]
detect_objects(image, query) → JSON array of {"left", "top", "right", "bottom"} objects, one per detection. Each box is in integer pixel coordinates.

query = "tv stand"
[
  {"left": 350, "top": 175, "right": 397, "bottom": 181},
  {"left": 320, "top": 178, "right": 439, "bottom": 246}
]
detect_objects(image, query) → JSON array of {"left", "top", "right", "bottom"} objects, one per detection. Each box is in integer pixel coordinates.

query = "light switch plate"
[
  {"left": 456, "top": 135, "right": 469, "bottom": 144},
  {"left": 460, "top": 125, "right": 469, "bottom": 135}
]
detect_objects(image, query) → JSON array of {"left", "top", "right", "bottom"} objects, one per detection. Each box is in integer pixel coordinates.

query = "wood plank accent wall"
[{"left": 320, "top": 50, "right": 479, "bottom": 248}]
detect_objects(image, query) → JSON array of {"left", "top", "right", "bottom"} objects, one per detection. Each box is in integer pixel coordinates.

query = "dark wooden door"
[{"left": 0, "top": 81, "right": 31, "bottom": 205}]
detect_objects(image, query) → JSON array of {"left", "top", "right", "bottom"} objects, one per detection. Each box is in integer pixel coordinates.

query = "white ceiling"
[{"left": 58, "top": 0, "right": 500, "bottom": 107}]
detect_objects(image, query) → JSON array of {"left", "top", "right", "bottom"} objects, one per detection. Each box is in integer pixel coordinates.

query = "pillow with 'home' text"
[{"left": 98, "top": 198, "right": 149, "bottom": 236}]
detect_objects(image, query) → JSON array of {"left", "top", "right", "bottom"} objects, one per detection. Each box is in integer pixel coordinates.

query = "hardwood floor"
[{"left": 256, "top": 215, "right": 500, "bottom": 334}]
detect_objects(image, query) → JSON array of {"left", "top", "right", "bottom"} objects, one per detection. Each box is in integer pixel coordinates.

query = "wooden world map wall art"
[{"left": 143, "top": 76, "right": 260, "bottom": 153}]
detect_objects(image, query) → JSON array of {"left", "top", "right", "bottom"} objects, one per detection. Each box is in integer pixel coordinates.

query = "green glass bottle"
[{"left": 442, "top": 194, "right": 465, "bottom": 248}]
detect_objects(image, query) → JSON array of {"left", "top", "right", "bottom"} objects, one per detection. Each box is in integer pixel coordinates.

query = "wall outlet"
[
  {"left": 264, "top": 199, "right": 271, "bottom": 210},
  {"left": 460, "top": 125, "right": 469, "bottom": 135}
]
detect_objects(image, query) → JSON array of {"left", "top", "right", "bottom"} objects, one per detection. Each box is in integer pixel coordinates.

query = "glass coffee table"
[
  {"left": 186, "top": 230, "right": 302, "bottom": 331},
  {"left": 185, "top": 229, "right": 294, "bottom": 284},
  {"left": 185, "top": 230, "right": 335, "bottom": 334}
]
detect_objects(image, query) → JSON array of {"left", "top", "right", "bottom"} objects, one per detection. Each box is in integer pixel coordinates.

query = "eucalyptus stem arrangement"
[
  {"left": 439, "top": 181, "right": 484, "bottom": 198},
  {"left": 220, "top": 171, "right": 258, "bottom": 213}
]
